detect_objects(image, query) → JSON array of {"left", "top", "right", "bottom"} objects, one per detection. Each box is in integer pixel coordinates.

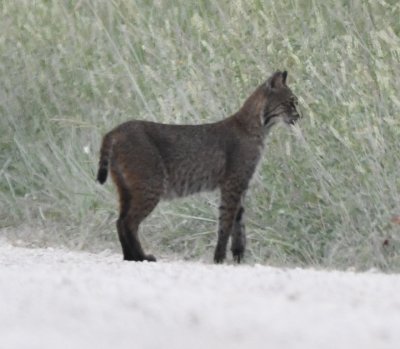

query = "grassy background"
[{"left": 1, "top": 0, "right": 400, "bottom": 270}]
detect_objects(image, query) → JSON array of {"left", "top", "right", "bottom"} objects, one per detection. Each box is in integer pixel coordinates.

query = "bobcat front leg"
[
  {"left": 214, "top": 188, "right": 245, "bottom": 264},
  {"left": 231, "top": 206, "right": 246, "bottom": 263}
]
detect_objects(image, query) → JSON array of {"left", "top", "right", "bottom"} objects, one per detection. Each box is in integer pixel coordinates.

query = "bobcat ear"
[
  {"left": 268, "top": 71, "right": 287, "bottom": 89},
  {"left": 282, "top": 71, "right": 288, "bottom": 84}
]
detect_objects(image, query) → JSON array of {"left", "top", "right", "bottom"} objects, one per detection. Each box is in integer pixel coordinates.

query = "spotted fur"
[{"left": 97, "top": 71, "right": 300, "bottom": 263}]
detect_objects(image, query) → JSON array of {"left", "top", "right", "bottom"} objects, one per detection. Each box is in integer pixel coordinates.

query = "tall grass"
[{"left": 1, "top": 0, "right": 400, "bottom": 270}]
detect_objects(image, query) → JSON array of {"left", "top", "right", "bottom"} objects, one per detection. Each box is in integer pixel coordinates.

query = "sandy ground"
[{"left": 1, "top": 243, "right": 400, "bottom": 349}]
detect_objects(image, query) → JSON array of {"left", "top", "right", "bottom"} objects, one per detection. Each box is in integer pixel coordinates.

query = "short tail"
[{"left": 97, "top": 133, "right": 113, "bottom": 184}]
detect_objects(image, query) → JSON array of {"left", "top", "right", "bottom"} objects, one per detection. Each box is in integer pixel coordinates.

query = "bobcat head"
[
  {"left": 239, "top": 71, "right": 300, "bottom": 134},
  {"left": 263, "top": 71, "right": 300, "bottom": 127}
]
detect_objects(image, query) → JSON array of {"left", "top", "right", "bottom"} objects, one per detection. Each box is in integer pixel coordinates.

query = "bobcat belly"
[{"left": 162, "top": 158, "right": 225, "bottom": 199}]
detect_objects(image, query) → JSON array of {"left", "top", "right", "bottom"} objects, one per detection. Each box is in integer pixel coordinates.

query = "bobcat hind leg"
[
  {"left": 121, "top": 186, "right": 161, "bottom": 262},
  {"left": 113, "top": 169, "right": 161, "bottom": 262}
]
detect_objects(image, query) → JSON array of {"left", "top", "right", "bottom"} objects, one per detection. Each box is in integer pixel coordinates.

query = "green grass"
[{"left": 1, "top": 0, "right": 400, "bottom": 270}]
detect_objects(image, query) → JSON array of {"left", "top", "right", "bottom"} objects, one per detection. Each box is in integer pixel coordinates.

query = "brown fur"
[{"left": 97, "top": 71, "right": 300, "bottom": 263}]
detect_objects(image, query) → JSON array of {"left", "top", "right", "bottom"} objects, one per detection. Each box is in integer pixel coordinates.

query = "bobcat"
[{"left": 97, "top": 70, "right": 300, "bottom": 263}]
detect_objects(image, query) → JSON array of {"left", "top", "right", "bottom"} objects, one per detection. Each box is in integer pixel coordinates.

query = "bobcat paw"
[
  {"left": 144, "top": 254, "right": 157, "bottom": 262},
  {"left": 214, "top": 251, "right": 226, "bottom": 264},
  {"left": 232, "top": 248, "right": 244, "bottom": 263},
  {"left": 123, "top": 254, "right": 157, "bottom": 262}
]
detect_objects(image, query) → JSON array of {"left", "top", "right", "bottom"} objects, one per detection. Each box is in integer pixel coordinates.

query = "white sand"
[{"left": 1, "top": 243, "right": 400, "bottom": 349}]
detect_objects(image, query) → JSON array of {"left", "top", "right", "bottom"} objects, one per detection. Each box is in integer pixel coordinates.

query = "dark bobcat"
[{"left": 97, "top": 71, "right": 300, "bottom": 263}]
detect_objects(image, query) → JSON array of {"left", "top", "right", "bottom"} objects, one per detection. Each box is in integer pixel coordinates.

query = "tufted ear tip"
[
  {"left": 282, "top": 71, "right": 288, "bottom": 84},
  {"left": 268, "top": 70, "right": 288, "bottom": 88}
]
